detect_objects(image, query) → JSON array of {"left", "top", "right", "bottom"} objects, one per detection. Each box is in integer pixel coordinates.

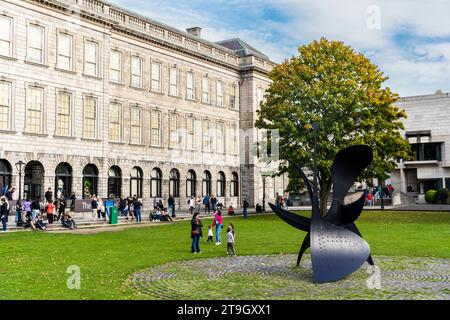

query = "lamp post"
[
  {"left": 15, "top": 160, "right": 25, "bottom": 201},
  {"left": 262, "top": 175, "right": 267, "bottom": 212}
]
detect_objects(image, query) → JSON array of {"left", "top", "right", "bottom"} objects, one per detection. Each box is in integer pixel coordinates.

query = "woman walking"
[
  {"left": 0, "top": 196, "right": 9, "bottom": 232},
  {"left": 190, "top": 212, "right": 203, "bottom": 254},
  {"left": 212, "top": 208, "right": 223, "bottom": 245}
]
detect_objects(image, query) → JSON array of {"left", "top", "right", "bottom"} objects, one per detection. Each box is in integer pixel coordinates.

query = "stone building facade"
[
  {"left": 0, "top": 0, "right": 288, "bottom": 210},
  {"left": 391, "top": 91, "right": 450, "bottom": 202}
]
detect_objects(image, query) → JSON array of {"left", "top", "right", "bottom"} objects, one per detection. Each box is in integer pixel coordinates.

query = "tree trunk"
[{"left": 319, "top": 178, "right": 333, "bottom": 217}]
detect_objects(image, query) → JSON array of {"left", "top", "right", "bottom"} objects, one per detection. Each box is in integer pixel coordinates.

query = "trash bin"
[{"left": 109, "top": 206, "right": 118, "bottom": 225}]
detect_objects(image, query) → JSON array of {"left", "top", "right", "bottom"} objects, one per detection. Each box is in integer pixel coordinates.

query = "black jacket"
[{"left": 0, "top": 202, "right": 8, "bottom": 218}]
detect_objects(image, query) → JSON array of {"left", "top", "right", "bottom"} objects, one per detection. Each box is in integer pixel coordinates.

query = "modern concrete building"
[
  {"left": 391, "top": 91, "right": 450, "bottom": 203},
  {"left": 0, "top": 0, "right": 287, "bottom": 210}
]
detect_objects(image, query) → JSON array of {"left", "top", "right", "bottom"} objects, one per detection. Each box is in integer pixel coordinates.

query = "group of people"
[
  {"left": 190, "top": 208, "right": 236, "bottom": 256},
  {"left": 365, "top": 184, "right": 394, "bottom": 206},
  {"left": 275, "top": 192, "right": 290, "bottom": 210},
  {"left": 115, "top": 195, "right": 144, "bottom": 223},
  {"left": 0, "top": 187, "right": 77, "bottom": 232}
]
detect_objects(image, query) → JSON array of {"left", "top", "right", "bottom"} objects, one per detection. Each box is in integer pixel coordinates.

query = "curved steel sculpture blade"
[{"left": 273, "top": 122, "right": 373, "bottom": 283}]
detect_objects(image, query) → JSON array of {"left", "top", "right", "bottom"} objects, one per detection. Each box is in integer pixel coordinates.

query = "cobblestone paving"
[{"left": 128, "top": 254, "right": 450, "bottom": 300}]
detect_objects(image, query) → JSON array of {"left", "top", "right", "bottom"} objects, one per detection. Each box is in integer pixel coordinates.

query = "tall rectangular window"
[
  {"left": 26, "top": 87, "right": 43, "bottom": 133},
  {"left": 151, "top": 62, "right": 161, "bottom": 92},
  {"left": 202, "top": 76, "right": 210, "bottom": 103},
  {"left": 231, "top": 123, "right": 238, "bottom": 154},
  {"left": 83, "top": 97, "right": 97, "bottom": 139},
  {"left": 169, "top": 68, "right": 180, "bottom": 96},
  {"left": 84, "top": 40, "right": 98, "bottom": 77},
  {"left": 130, "top": 106, "right": 141, "bottom": 144},
  {"left": 131, "top": 56, "right": 143, "bottom": 88},
  {"left": 56, "top": 92, "right": 71, "bottom": 136},
  {"left": 216, "top": 81, "right": 223, "bottom": 107},
  {"left": 230, "top": 84, "right": 236, "bottom": 109},
  {"left": 186, "top": 117, "right": 195, "bottom": 150},
  {"left": 257, "top": 87, "right": 264, "bottom": 108},
  {"left": 0, "top": 81, "right": 11, "bottom": 130},
  {"left": 202, "top": 120, "right": 211, "bottom": 151},
  {"left": 151, "top": 110, "right": 161, "bottom": 146},
  {"left": 109, "top": 102, "right": 121, "bottom": 142},
  {"left": 27, "top": 24, "right": 44, "bottom": 63},
  {"left": 169, "top": 113, "right": 179, "bottom": 148},
  {"left": 217, "top": 123, "right": 225, "bottom": 153},
  {"left": 0, "top": 16, "right": 13, "bottom": 57},
  {"left": 110, "top": 50, "right": 122, "bottom": 83},
  {"left": 186, "top": 72, "right": 195, "bottom": 100},
  {"left": 57, "top": 33, "right": 73, "bottom": 70}
]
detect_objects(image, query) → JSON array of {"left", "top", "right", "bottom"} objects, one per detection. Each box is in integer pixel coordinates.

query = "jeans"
[
  {"left": 135, "top": 209, "right": 141, "bottom": 223},
  {"left": 227, "top": 242, "right": 235, "bottom": 256},
  {"left": 1, "top": 215, "right": 7, "bottom": 231},
  {"left": 212, "top": 204, "right": 216, "bottom": 213},
  {"left": 216, "top": 224, "right": 222, "bottom": 243},
  {"left": 32, "top": 209, "right": 39, "bottom": 220},
  {"left": 191, "top": 235, "right": 201, "bottom": 253},
  {"left": 243, "top": 207, "right": 248, "bottom": 219}
]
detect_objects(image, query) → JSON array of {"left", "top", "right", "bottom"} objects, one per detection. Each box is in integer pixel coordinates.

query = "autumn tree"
[{"left": 255, "top": 38, "right": 410, "bottom": 215}]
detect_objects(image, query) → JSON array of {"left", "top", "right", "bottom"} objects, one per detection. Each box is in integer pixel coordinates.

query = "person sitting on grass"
[
  {"left": 62, "top": 214, "right": 77, "bottom": 230},
  {"left": 34, "top": 213, "right": 47, "bottom": 230},
  {"left": 23, "top": 212, "right": 36, "bottom": 231},
  {"left": 150, "top": 208, "right": 162, "bottom": 221},
  {"left": 227, "top": 205, "right": 235, "bottom": 216},
  {"left": 161, "top": 208, "right": 173, "bottom": 222}
]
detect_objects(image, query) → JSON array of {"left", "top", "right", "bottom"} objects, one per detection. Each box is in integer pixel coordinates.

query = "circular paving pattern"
[{"left": 128, "top": 254, "right": 450, "bottom": 300}]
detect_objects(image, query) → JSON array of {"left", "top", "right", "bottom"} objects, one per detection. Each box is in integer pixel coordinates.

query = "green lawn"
[{"left": 0, "top": 211, "right": 448, "bottom": 299}]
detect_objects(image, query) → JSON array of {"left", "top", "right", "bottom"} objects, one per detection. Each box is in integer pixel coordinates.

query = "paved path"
[{"left": 129, "top": 254, "right": 450, "bottom": 300}]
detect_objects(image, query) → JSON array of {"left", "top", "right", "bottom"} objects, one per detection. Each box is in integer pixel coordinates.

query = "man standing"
[
  {"left": 211, "top": 195, "right": 217, "bottom": 213},
  {"left": 242, "top": 197, "right": 249, "bottom": 219},
  {"left": 203, "top": 194, "right": 210, "bottom": 214},
  {"left": 168, "top": 194, "right": 175, "bottom": 218},
  {"left": 188, "top": 196, "right": 195, "bottom": 215},
  {"left": 45, "top": 188, "right": 53, "bottom": 203}
]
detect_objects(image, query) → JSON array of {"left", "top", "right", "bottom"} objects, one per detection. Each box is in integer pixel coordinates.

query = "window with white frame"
[
  {"left": 26, "top": 87, "right": 43, "bottom": 133},
  {"left": 169, "top": 68, "right": 180, "bottom": 96},
  {"left": 56, "top": 92, "right": 71, "bottom": 136},
  {"left": 0, "top": 81, "right": 11, "bottom": 130},
  {"left": 169, "top": 113, "right": 179, "bottom": 148},
  {"left": 231, "top": 123, "right": 238, "bottom": 154},
  {"left": 186, "top": 116, "right": 195, "bottom": 150},
  {"left": 84, "top": 40, "right": 99, "bottom": 77},
  {"left": 83, "top": 96, "right": 97, "bottom": 139},
  {"left": 130, "top": 106, "right": 141, "bottom": 144},
  {"left": 217, "top": 122, "right": 225, "bottom": 153},
  {"left": 131, "top": 56, "right": 143, "bottom": 88},
  {"left": 151, "top": 62, "right": 161, "bottom": 92},
  {"left": 27, "top": 24, "right": 44, "bottom": 64},
  {"left": 57, "top": 33, "right": 73, "bottom": 70},
  {"left": 151, "top": 110, "right": 161, "bottom": 146},
  {"left": 216, "top": 81, "right": 223, "bottom": 107},
  {"left": 109, "top": 102, "right": 121, "bottom": 142},
  {"left": 186, "top": 72, "right": 195, "bottom": 100},
  {"left": 202, "top": 120, "right": 211, "bottom": 151},
  {"left": 0, "top": 16, "right": 13, "bottom": 57},
  {"left": 109, "top": 50, "right": 122, "bottom": 83},
  {"left": 202, "top": 76, "right": 210, "bottom": 103},
  {"left": 230, "top": 84, "right": 237, "bottom": 109}
]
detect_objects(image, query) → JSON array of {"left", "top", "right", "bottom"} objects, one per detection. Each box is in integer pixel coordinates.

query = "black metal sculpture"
[{"left": 270, "top": 123, "right": 374, "bottom": 283}]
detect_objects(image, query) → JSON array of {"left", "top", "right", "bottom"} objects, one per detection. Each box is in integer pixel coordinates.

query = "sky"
[{"left": 109, "top": 0, "right": 450, "bottom": 97}]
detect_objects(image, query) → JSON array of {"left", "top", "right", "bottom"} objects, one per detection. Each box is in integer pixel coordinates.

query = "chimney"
[{"left": 186, "top": 27, "right": 202, "bottom": 38}]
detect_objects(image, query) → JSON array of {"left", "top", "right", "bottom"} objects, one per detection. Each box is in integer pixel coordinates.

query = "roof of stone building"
[{"left": 215, "top": 38, "right": 269, "bottom": 60}]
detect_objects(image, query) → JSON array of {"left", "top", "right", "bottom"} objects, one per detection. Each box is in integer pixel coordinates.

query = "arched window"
[
  {"left": 202, "top": 170, "right": 211, "bottom": 196},
  {"left": 55, "top": 162, "right": 72, "bottom": 199},
  {"left": 24, "top": 161, "right": 45, "bottom": 200},
  {"left": 0, "top": 160, "right": 12, "bottom": 196},
  {"left": 108, "top": 166, "right": 122, "bottom": 198},
  {"left": 186, "top": 170, "right": 196, "bottom": 197},
  {"left": 169, "top": 169, "right": 180, "bottom": 197},
  {"left": 231, "top": 172, "right": 239, "bottom": 197},
  {"left": 217, "top": 171, "right": 226, "bottom": 197},
  {"left": 151, "top": 168, "right": 162, "bottom": 198},
  {"left": 130, "top": 167, "right": 143, "bottom": 198},
  {"left": 83, "top": 164, "right": 98, "bottom": 198}
]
